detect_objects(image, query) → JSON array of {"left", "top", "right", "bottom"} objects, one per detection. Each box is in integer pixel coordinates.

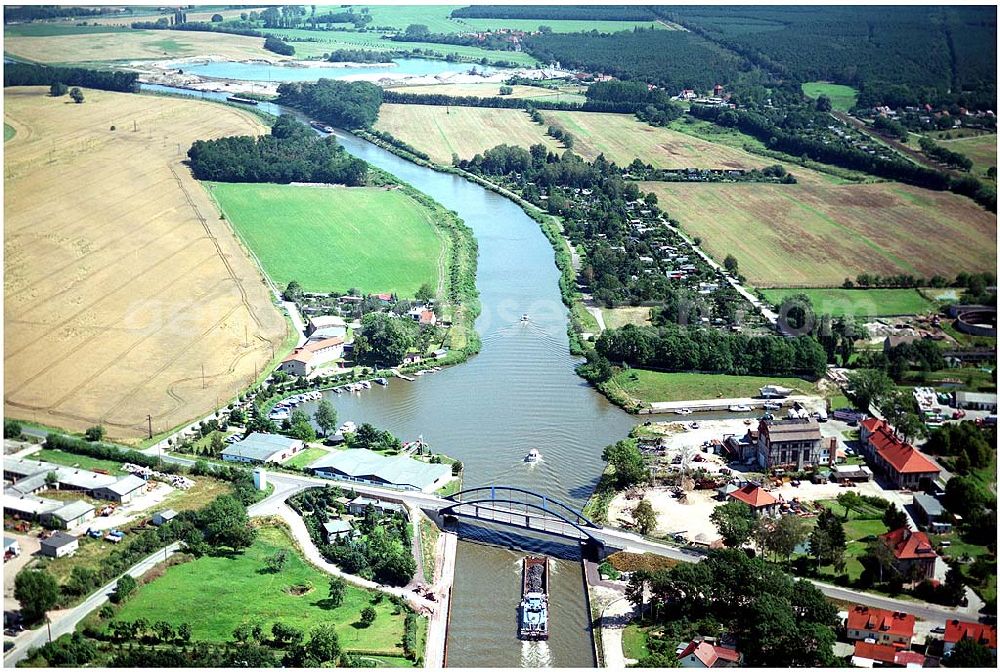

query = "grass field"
[
  {"left": 210, "top": 183, "right": 443, "bottom": 296},
  {"left": 937, "top": 134, "right": 997, "bottom": 178},
  {"left": 387, "top": 82, "right": 587, "bottom": 105},
  {"left": 601, "top": 306, "right": 652, "bottom": 330},
  {"left": 3, "top": 88, "right": 287, "bottom": 441},
  {"left": 622, "top": 623, "right": 651, "bottom": 661},
  {"left": 284, "top": 446, "right": 330, "bottom": 470},
  {"left": 347, "top": 5, "right": 664, "bottom": 34},
  {"left": 608, "top": 370, "right": 818, "bottom": 404},
  {"left": 31, "top": 448, "right": 127, "bottom": 475},
  {"left": 4, "top": 123, "right": 16, "bottom": 142},
  {"left": 374, "top": 104, "right": 563, "bottom": 164},
  {"left": 801, "top": 82, "right": 859, "bottom": 111},
  {"left": 3, "top": 29, "right": 276, "bottom": 64},
  {"left": 641, "top": 180, "right": 997, "bottom": 287},
  {"left": 4, "top": 24, "right": 129, "bottom": 37},
  {"left": 111, "top": 525, "right": 411, "bottom": 654},
  {"left": 758, "top": 288, "right": 937, "bottom": 317}
]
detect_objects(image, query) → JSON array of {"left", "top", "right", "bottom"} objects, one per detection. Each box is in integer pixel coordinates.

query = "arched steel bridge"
[{"left": 437, "top": 485, "right": 603, "bottom": 543}]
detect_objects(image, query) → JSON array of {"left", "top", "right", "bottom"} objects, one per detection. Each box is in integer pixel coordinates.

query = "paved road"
[{"left": 3, "top": 542, "right": 182, "bottom": 667}]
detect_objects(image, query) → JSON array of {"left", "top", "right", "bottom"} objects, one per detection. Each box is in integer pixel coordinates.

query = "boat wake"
[{"left": 520, "top": 640, "right": 553, "bottom": 668}]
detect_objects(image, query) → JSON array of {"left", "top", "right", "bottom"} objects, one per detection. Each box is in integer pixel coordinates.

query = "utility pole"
[{"left": 147, "top": 414, "right": 152, "bottom": 439}]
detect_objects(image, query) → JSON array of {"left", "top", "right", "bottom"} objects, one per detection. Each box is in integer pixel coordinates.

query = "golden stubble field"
[
  {"left": 4, "top": 87, "right": 287, "bottom": 441},
  {"left": 642, "top": 180, "right": 998, "bottom": 287}
]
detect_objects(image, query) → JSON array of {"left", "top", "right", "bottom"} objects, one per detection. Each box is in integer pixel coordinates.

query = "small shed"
[
  {"left": 40, "top": 531, "right": 79, "bottom": 558},
  {"left": 322, "top": 519, "right": 353, "bottom": 543},
  {"left": 4, "top": 537, "right": 20, "bottom": 558},
  {"left": 152, "top": 509, "right": 178, "bottom": 527}
]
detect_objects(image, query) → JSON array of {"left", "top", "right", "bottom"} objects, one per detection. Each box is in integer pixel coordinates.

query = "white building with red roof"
[
  {"left": 880, "top": 527, "right": 938, "bottom": 582},
  {"left": 942, "top": 619, "right": 997, "bottom": 658},
  {"left": 277, "top": 336, "right": 345, "bottom": 377},
  {"left": 845, "top": 605, "right": 916, "bottom": 646},
  {"left": 858, "top": 418, "right": 940, "bottom": 489},
  {"left": 726, "top": 483, "right": 779, "bottom": 517},
  {"left": 677, "top": 639, "right": 742, "bottom": 668}
]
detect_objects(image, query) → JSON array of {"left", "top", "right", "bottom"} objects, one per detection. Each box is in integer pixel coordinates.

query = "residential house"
[
  {"left": 880, "top": 528, "right": 938, "bottom": 582},
  {"left": 858, "top": 419, "right": 940, "bottom": 489},
  {"left": 347, "top": 496, "right": 406, "bottom": 517},
  {"left": 310, "top": 448, "right": 451, "bottom": 493},
  {"left": 851, "top": 641, "right": 926, "bottom": 668},
  {"left": 953, "top": 391, "right": 997, "bottom": 412},
  {"left": 92, "top": 475, "right": 147, "bottom": 504},
  {"left": 883, "top": 334, "right": 920, "bottom": 353},
  {"left": 845, "top": 606, "right": 916, "bottom": 646},
  {"left": 942, "top": 619, "right": 996, "bottom": 658},
  {"left": 39, "top": 531, "right": 79, "bottom": 558},
  {"left": 152, "top": 509, "right": 178, "bottom": 526},
  {"left": 726, "top": 484, "right": 779, "bottom": 516},
  {"left": 42, "top": 500, "right": 95, "bottom": 529},
  {"left": 755, "top": 418, "right": 826, "bottom": 470},
  {"left": 912, "top": 493, "right": 952, "bottom": 533},
  {"left": 322, "top": 519, "right": 354, "bottom": 543},
  {"left": 676, "top": 639, "right": 741, "bottom": 668},
  {"left": 221, "top": 432, "right": 304, "bottom": 465}
]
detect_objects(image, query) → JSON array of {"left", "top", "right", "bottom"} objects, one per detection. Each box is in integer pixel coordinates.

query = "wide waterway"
[
  {"left": 182, "top": 58, "right": 498, "bottom": 82},
  {"left": 145, "top": 85, "right": 637, "bottom": 667}
]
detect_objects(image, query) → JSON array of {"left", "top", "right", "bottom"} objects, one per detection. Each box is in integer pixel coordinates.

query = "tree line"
[
  {"left": 264, "top": 35, "right": 295, "bottom": 56},
  {"left": 918, "top": 136, "right": 974, "bottom": 171},
  {"left": 689, "top": 103, "right": 996, "bottom": 212},
  {"left": 276, "top": 79, "right": 383, "bottom": 129},
  {"left": 382, "top": 89, "right": 645, "bottom": 114},
  {"left": 4, "top": 5, "right": 115, "bottom": 22},
  {"left": 187, "top": 115, "right": 367, "bottom": 185},
  {"left": 4, "top": 63, "right": 138, "bottom": 93},
  {"left": 450, "top": 5, "right": 658, "bottom": 21},
  {"left": 595, "top": 323, "right": 828, "bottom": 378},
  {"left": 327, "top": 48, "right": 394, "bottom": 63}
]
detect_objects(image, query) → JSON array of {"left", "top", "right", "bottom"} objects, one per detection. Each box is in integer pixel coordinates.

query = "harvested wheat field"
[
  {"left": 374, "top": 103, "right": 563, "bottom": 164},
  {"left": 4, "top": 87, "right": 287, "bottom": 441},
  {"left": 3, "top": 28, "right": 275, "bottom": 64},
  {"left": 642, "top": 180, "right": 997, "bottom": 287}
]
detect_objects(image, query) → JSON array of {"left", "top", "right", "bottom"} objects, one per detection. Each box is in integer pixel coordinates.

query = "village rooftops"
[
  {"left": 846, "top": 605, "right": 916, "bottom": 640},
  {"left": 727, "top": 483, "right": 777, "bottom": 508},
  {"left": 943, "top": 619, "right": 997, "bottom": 649},
  {"left": 881, "top": 528, "right": 937, "bottom": 561}
]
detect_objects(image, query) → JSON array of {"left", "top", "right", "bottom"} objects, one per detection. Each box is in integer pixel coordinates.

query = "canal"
[{"left": 146, "top": 85, "right": 637, "bottom": 667}]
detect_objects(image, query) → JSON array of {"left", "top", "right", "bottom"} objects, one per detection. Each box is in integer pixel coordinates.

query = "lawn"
[
  {"left": 801, "top": 82, "right": 859, "bottom": 111},
  {"left": 3, "top": 24, "right": 128, "bottom": 37},
  {"left": 641, "top": 180, "right": 997, "bottom": 288},
  {"left": 806, "top": 500, "right": 889, "bottom": 582},
  {"left": 32, "top": 448, "right": 126, "bottom": 475},
  {"left": 608, "top": 369, "right": 819, "bottom": 404},
  {"left": 284, "top": 447, "right": 330, "bottom": 470},
  {"left": 601, "top": 306, "right": 652, "bottom": 330},
  {"left": 758, "top": 288, "right": 937, "bottom": 317},
  {"left": 112, "top": 526, "right": 412, "bottom": 654},
  {"left": 4, "top": 123, "right": 15, "bottom": 142},
  {"left": 622, "top": 623, "right": 651, "bottom": 661},
  {"left": 210, "top": 183, "right": 443, "bottom": 296},
  {"left": 159, "top": 476, "right": 234, "bottom": 514}
]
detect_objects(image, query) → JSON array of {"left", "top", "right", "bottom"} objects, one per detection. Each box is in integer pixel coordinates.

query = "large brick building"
[
  {"left": 755, "top": 418, "right": 831, "bottom": 470},
  {"left": 858, "top": 419, "right": 940, "bottom": 489},
  {"left": 880, "top": 527, "right": 938, "bottom": 583}
]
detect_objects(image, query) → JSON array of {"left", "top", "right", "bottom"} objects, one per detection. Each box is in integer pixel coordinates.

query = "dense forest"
[
  {"left": 4, "top": 5, "right": 115, "bottom": 22},
  {"left": 187, "top": 116, "right": 368, "bottom": 185},
  {"left": 451, "top": 5, "right": 658, "bottom": 21},
  {"left": 596, "top": 323, "right": 828, "bottom": 378},
  {"left": 524, "top": 29, "right": 745, "bottom": 91},
  {"left": 3, "top": 63, "right": 138, "bottom": 93},
  {"left": 276, "top": 79, "right": 383, "bottom": 129},
  {"left": 663, "top": 5, "right": 997, "bottom": 109}
]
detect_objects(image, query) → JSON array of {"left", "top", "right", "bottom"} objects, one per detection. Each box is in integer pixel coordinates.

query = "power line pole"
[{"left": 147, "top": 414, "right": 152, "bottom": 439}]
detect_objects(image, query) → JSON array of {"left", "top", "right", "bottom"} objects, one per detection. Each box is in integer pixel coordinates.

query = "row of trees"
[
  {"left": 450, "top": 5, "right": 658, "bottom": 21},
  {"left": 263, "top": 35, "right": 295, "bottom": 56},
  {"left": 187, "top": 115, "right": 367, "bottom": 185},
  {"left": 4, "top": 63, "right": 138, "bottom": 93},
  {"left": 276, "top": 79, "right": 383, "bottom": 129},
  {"left": 595, "top": 323, "right": 828, "bottom": 378},
  {"left": 919, "top": 136, "right": 974, "bottom": 171}
]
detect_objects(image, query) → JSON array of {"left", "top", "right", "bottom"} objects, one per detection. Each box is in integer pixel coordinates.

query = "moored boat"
[{"left": 226, "top": 95, "right": 258, "bottom": 105}]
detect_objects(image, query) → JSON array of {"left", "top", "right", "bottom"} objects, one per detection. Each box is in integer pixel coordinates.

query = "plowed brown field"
[{"left": 4, "top": 87, "right": 287, "bottom": 441}]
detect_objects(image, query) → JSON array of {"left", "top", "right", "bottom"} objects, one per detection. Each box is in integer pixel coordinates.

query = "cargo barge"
[
  {"left": 310, "top": 120, "right": 335, "bottom": 134},
  {"left": 519, "top": 556, "right": 549, "bottom": 640},
  {"left": 225, "top": 95, "right": 258, "bottom": 106}
]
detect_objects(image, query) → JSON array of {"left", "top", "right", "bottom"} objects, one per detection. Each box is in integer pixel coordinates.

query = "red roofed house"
[
  {"left": 727, "top": 483, "right": 779, "bottom": 517},
  {"left": 677, "top": 639, "right": 742, "bottom": 668},
  {"left": 852, "top": 641, "right": 926, "bottom": 668},
  {"left": 943, "top": 619, "right": 997, "bottom": 658},
  {"left": 880, "top": 528, "right": 938, "bottom": 583},
  {"left": 859, "top": 419, "right": 940, "bottom": 489},
  {"left": 845, "top": 605, "right": 916, "bottom": 646}
]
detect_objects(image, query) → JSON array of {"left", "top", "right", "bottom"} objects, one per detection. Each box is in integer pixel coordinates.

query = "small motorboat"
[
  {"left": 525, "top": 448, "right": 541, "bottom": 463},
  {"left": 744, "top": 418, "right": 753, "bottom": 425},
  {"left": 729, "top": 404, "right": 752, "bottom": 412},
  {"left": 521, "top": 314, "right": 529, "bottom": 322},
  {"left": 690, "top": 421, "right": 700, "bottom": 429},
  {"left": 375, "top": 378, "right": 388, "bottom": 386},
  {"left": 763, "top": 401, "right": 782, "bottom": 410},
  {"left": 338, "top": 421, "right": 357, "bottom": 435},
  {"left": 675, "top": 408, "right": 693, "bottom": 415}
]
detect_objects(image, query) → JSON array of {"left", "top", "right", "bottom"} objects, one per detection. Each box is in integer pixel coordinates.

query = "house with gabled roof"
[
  {"left": 851, "top": 641, "right": 926, "bottom": 668},
  {"left": 845, "top": 605, "right": 916, "bottom": 646},
  {"left": 726, "top": 483, "right": 779, "bottom": 517},
  {"left": 880, "top": 528, "right": 938, "bottom": 582},
  {"left": 676, "top": 639, "right": 741, "bottom": 668},
  {"left": 942, "top": 619, "right": 996, "bottom": 658},
  {"left": 859, "top": 419, "right": 939, "bottom": 489}
]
